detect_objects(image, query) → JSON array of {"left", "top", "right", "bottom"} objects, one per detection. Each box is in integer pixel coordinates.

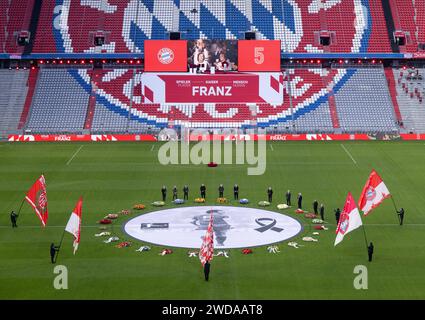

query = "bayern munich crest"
[
  {"left": 52, "top": 0, "right": 372, "bottom": 128},
  {"left": 157, "top": 48, "right": 174, "bottom": 65},
  {"left": 366, "top": 186, "right": 377, "bottom": 201}
]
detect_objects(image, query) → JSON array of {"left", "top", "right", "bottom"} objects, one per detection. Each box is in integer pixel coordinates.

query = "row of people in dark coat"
[{"left": 161, "top": 184, "right": 239, "bottom": 201}]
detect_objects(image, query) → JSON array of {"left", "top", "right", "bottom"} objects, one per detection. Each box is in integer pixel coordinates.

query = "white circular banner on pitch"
[{"left": 123, "top": 206, "right": 303, "bottom": 249}]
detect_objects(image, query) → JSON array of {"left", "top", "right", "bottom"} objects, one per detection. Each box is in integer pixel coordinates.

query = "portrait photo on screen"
[{"left": 187, "top": 39, "right": 238, "bottom": 72}]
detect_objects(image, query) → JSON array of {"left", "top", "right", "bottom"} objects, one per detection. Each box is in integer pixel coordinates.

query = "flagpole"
[
  {"left": 361, "top": 225, "right": 369, "bottom": 260},
  {"left": 16, "top": 198, "right": 26, "bottom": 216},
  {"left": 390, "top": 195, "right": 400, "bottom": 223}
]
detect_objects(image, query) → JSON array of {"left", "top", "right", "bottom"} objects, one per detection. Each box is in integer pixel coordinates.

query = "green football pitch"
[{"left": 1, "top": 141, "right": 425, "bottom": 299}]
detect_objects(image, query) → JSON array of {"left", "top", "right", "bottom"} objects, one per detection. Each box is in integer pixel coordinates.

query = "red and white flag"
[
  {"left": 335, "top": 192, "right": 363, "bottom": 246},
  {"left": 65, "top": 197, "right": 83, "bottom": 254},
  {"left": 25, "top": 175, "right": 48, "bottom": 226},
  {"left": 358, "top": 169, "right": 391, "bottom": 215},
  {"left": 199, "top": 212, "right": 214, "bottom": 266}
]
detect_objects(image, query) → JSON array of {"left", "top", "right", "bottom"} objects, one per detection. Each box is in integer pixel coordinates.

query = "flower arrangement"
[
  {"left": 120, "top": 209, "right": 130, "bottom": 215},
  {"left": 159, "top": 248, "right": 173, "bottom": 256},
  {"left": 216, "top": 197, "right": 227, "bottom": 204},
  {"left": 295, "top": 209, "right": 306, "bottom": 214},
  {"left": 194, "top": 198, "right": 205, "bottom": 203},
  {"left": 98, "top": 219, "right": 112, "bottom": 225},
  {"left": 241, "top": 248, "right": 253, "bottom": 254},
  {"left": 258, "top": 201, "right": 270, "bottom": 207},
  {"left": 104, "top": 213, "right": 118, "bottom": 219},
  {"left": 239, "top": 198, "right": 249, "bottom": 204},
  {"left": 304, "top": 213, "right": 317, "bottom": 219},
  {"left": 173, "top": 199, "right": 184, "bottom": 204},
  {"left": 311, "top": 218, "right": 324, "bottom": 224},
  {"left": 133, "top": 204, "right": 146, "bottom": 210},
  {"left": 115, "top": 241, "right": 132, "bottom": 248},
  {"left": 152, "top": 201, "right": 165, "bottom": 207},
  {"left": 277, "top": 204, "right": 290, "bottom": 210},
  {"left": 207, "top": 162, "right": 218, "bottom": 167}
]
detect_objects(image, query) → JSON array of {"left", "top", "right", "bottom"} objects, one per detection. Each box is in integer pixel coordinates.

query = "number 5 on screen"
[{"left": 254, "top": 47, "right": 264, "bottom": 65}]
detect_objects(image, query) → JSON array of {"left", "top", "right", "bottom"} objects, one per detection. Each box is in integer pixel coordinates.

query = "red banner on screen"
[
  {"left": 238, "top": 40, "right": 281, "bottom": 72},
  {"left": 140, "top": 73, "right": 284, "bottom": 104},
  {"left": 160, "top": 74, "right": 261, "bottom": 103},
  {"left": 144, "top": 40, "right": 187, "bottom": 72}
]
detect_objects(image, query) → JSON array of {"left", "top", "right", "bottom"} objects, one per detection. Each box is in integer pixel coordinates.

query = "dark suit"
[
  {"left": 200, "top": 185, "right": 206, "bottom": 199},
  {"left": 161, "top": 187, "right": 167, "bottom": 201},
  {"left": 172, "top": 187, "right": 178, "bottom": 200},
  {"left": 218, "top": 185, "right": 224, "bottom": 198},
  {"left": 297, "top": 195, "right": 303, "bottom": 209},
  {"left": 204, "top": 261, "right": 210, "bottom": 281},
  {"left": 233, "top": 186, "right": 239, "bottom": 200},
  {"left": 313, "top": 201, "right": 318, "bottom": 215},
  {"left": 10, "top": 211, "right": 18, "bottom": 228},
  {"left": 50, "top": 243, "right": 59, "bottom": 264},
  {"left": 183, "top": 186, "right": 189, "bottom": 200},
  {"left": 368, "top": 243, "right": 374, "bottom": 262},
  {"left": 335, "top": 209, "right": 341, "bottom": 224},
  {"left": 397, "top": 208, "right": 404, "bottom": 225},
  {"left": 267, "top": 188, "right": 273, "bottom": 202},
  {"left": 286, "top": 192, "right": 291, "bottom": 206},
  {"left": 320, "top": 205, "right": 325, "bottom": 221}
]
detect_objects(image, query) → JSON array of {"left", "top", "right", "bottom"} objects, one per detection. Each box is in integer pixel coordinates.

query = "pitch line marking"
[
  {"left": 340, "top": 143, "right": 357, "bottom": 165},
  {"left": 269, "top": 144, "right": 274, "bottom": 151},
  {"left": 66, "top": 145, "right": 84, "bottom": 165},
  {"left": 150, "top": 144, "right": 155, "bottom": 152}
]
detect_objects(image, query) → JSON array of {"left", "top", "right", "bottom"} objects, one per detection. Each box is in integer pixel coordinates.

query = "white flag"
[{"left": 335, "top": 192, "right": 363, "bottom": 246}]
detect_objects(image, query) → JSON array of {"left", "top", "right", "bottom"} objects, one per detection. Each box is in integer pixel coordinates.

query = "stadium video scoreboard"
[{"left": 144, "top": 39, "right": 281, "bottom": 72}]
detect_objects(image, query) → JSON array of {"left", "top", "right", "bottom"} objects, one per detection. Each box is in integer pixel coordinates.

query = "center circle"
[{"left": 123, "top": 206, "right": 303, "bottom": 249}]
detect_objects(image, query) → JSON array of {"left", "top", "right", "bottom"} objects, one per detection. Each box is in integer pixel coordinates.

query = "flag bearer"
[
  {"left": 204, "top": 261, "right": 211, "bottom": 281},
  {"left": 397, "top": 208, "right": 405, "bottom": 225},
  {"left": 286, "top": 190, "right": 291, "bottom": 206},
  {"left": 368, "top": 242, "right": 374, "bottom": 262},
  {"left": 200, "top": 184, "right": 206, "bottom": 199},
  {"left": 320, "top": 204, "right": 325, "bottom": 221},
  {"left": 10, "top": 210, "right": 18, "bottom": 228},
  {"left": 50, "top": 243, "right": 60, "bottom": 264}
]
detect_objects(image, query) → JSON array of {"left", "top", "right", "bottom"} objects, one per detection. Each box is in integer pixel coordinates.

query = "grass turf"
[{"left": 0, "top": 141, "right": 425, "bottom": 299}]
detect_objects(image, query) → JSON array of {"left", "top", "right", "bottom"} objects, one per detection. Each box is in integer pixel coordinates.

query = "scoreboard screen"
[{"left": 237, "top": 40, "right": 281, "bottom": 72}]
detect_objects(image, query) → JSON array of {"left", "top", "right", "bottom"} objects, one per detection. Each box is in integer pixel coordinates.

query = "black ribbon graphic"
[{"left": 255, "top": 218, "right": 283, "bottom": 233}]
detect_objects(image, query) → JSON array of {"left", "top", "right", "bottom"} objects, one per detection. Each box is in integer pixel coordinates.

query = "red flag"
[
  {"left": 65, "top": 197, "right": 83, "bottom": 254},
  {"left": 358, "top": 169, "right": 391, "bottom": 215},
  {"left": 335, "top": 192, "right": 363, "bottom": 246},
  {"left": 199, "top": 212, "right": 214, "bottom": 266},
  {"left": 25, "top": 175, "right": 48, "bottom": 226}
]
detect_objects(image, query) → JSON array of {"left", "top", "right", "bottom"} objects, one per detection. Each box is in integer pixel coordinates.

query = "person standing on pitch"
[
  {"left": 397, "top": 208, "right": 405, "bottom": 225},
  {"left": 200, "top": 184, "right": 206, "bottom": 199},
  {"left": 286, "top": 190, "right": 291, "bottom": 206},
  {"left": 10, "top": 210, "right": 18, "bottom": 228},
  {"left": 319, "top": 203, "right": 325, "bottom": 221},
  {"left": 218, "top": 184, "right": 224, "bottom": 198},
  {"left": 204, "top": 261, "right": 211, "bottom": 281},
  {"left": 313, "top": 200, "right": 318, "bottom": 215},
  {"left": 50, "top": 243, "right": 60, "bottom": 264},
  {"left": 368, "top": 242, "right": 374, "bottom": 262},
  {"left": 267, "top": 187, "right": 273, "bottom": 202},
  {"left": 161, "top": 186, "right": 167, "bottom": 202},
  {"left": 233, "top": 184, "right": 239, "bottom": 200},
  {"left": 172, "top": 186, "right": 178, "bottom": 200},
  {"left": 183, "top": 185, "right": 189, "bottom": 201},
  {"left": 335, "top": 208, "right": 341, "bottom": 224},
  {"left": 297, "top": 193, "right": 303, "bottom": 209}
]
